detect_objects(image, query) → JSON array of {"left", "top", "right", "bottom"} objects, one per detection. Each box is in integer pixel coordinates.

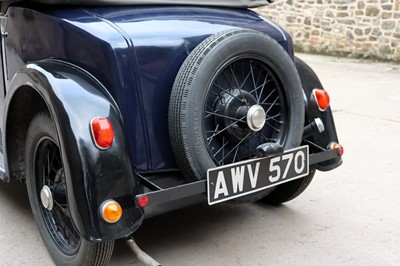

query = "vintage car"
[{"left": 0, "top": 0, "right": 343, "bottom": 265}]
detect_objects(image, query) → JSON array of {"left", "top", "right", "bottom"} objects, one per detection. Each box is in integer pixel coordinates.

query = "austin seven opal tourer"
[{"left": 0, "top": 0, "right": 343, "bottom": 265}]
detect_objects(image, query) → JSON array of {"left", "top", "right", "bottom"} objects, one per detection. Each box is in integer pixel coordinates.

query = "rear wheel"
[
  {"left": 260, "top": 167, "right": 316, "bottom": 205},
  {"left": 25, "top": 113, "right": 113, "bottom": 266},
  {"left": 169, "top": 29, "right": 304, "bottom": 202}
]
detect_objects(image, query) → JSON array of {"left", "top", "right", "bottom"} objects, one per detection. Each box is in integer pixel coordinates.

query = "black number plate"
[{"left": 207, "top": 145, "right": 309, "bottom": 205}]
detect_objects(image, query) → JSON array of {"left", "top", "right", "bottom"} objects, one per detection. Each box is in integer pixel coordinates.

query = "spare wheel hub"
[{"left": 247, "top": 105, "right": 266, "bottom": 131}]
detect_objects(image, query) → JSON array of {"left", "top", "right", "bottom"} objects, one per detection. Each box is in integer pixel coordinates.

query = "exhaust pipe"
[{"left": 126, "top": 237, "right": 161, "bottom": 266}]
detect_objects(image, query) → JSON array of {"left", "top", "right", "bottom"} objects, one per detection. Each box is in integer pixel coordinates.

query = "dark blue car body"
[
  {"left": 3, "top": 3, "right": 293, "bottom": 172},
  {"left": 0, "top": 0, "right": 341, "bottom": 253}
]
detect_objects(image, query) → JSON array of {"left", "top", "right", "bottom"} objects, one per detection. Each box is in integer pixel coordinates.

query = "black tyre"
[
  {"left": 259, "top": 167, "right": 316, "bottom": 205},
  {"left": 25, "top": 113, "right": 113, "bottom": 266},
  {"left": 169, "top": 29, "right": 304, "bottom": 200}
]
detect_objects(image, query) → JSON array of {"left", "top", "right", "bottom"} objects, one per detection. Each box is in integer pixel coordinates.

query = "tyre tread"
[
  {"left": 169, "top": 29, "right": 262, "bottom": 181},
  {"left": 261, "top": 168, "right": 316, "bottom": 205}
]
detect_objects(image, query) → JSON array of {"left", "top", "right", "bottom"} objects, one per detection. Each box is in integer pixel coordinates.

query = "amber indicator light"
[{"left": 101, "top": 200, "right": 123, "bottom": 223}]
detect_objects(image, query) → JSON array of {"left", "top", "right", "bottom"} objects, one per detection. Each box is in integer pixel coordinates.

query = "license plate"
[{"left": 207, "top": 145, "right": 309, "bottom": 205}]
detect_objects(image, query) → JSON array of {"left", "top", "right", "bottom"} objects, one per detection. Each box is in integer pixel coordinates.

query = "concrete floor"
[{"left": 1, "top": 54, "right": 399, "bottom": 265}]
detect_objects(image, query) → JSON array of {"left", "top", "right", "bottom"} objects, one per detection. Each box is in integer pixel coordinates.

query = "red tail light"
[
  {"left": 312, "top": 89, "right": 330, "bottom": 111},
  {"left": 328, "top": 142, "right": 344, "bottom": 156},
  {"left": 136, "top": 195, "right": 149, "bottom": 208},
  {"left": 90, "top": 117, "right": 114, "bottom": 149}
]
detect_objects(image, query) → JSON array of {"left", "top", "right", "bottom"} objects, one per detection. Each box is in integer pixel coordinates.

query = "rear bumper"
[{"left": 135, "top": 148, "right": 342, "bottom": 217}]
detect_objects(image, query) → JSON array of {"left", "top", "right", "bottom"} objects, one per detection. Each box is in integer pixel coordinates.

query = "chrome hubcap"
[
  {"left": 40, "top": 185, "right": 54, "bottom": 211},
  {"left": 247, "top": 105, "right": 266, "bottom": 131}
]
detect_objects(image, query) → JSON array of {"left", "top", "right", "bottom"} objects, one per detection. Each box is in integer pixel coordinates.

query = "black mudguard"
[
  {"left": 295, "top": 57, "right": 343, "bottom": 171},
  {"left": 4, "top": 60, "right": 143, "bottom": 242}
]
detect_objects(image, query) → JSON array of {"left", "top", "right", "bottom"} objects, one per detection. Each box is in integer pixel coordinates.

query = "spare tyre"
[{"left": 169, "top": 29, "right": 304, "bottom": 191}]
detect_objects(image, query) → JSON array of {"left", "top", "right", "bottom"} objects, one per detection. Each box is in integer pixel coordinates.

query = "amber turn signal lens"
[
  {"left": 101, "top": 200, "right": 122, "bottom": 223},
  {"left": 312, "top": 89, "right": 330, "bottom": 111},
  {"left": 90, "top": 117, "right": 114, "bottom": 149},
  {"left": 328, "top": 142, "right": 344, "bottom": 156}
]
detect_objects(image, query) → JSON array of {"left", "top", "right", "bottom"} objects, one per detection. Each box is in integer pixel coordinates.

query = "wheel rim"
[
  {"left": 204, "top": 56, "right": 287, "bottom": 165},
  {"left": 34, "top": 137, "right": 81, "bottom": 255}
]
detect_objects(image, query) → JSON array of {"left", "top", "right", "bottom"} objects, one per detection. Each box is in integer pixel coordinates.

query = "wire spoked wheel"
[
  {"left": 169, "top": 29, "right": 304, "bottom": 185},
  {"left": 204, "top": 56, "right": 286, "bottom": 166},
  {"left": 35, "top": 137, "right": 81, "bottom": 255},
  {"left": 26, "top": 113, "right": 114, "bottom": 265}
]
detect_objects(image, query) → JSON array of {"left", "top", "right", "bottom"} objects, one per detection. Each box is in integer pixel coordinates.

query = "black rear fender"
[
  {"left": 4, "top": 60, "right": 143, "bottom": 242},
  {"left": 295, "top": 57, "right": 343, "bottom": 171}
]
